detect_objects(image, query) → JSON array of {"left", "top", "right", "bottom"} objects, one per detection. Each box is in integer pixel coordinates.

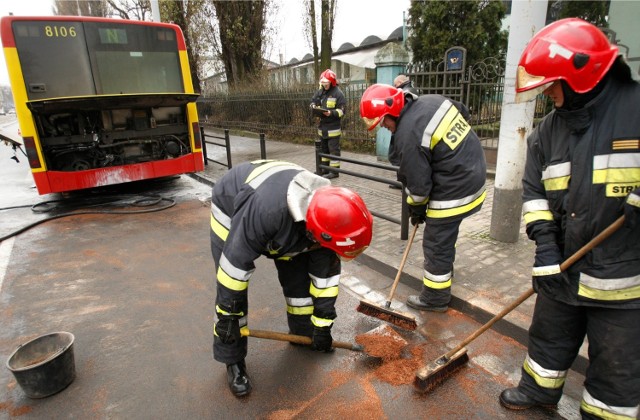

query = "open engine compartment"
[{"left": 26, "top": 95, "right": 198, "bottom": 172}]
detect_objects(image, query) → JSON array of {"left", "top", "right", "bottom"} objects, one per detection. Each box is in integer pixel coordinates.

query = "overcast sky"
[
  {"left": 0, "top": 0, "right": 411, "bottom": 84},
  {"left": 271, "top": 0, "right": 411, "bottom": 63}
]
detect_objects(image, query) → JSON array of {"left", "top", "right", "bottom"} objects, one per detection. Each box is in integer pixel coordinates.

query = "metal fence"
[
  {"left": 196, "top": 83, "right": 375, "bottom": 152},
  {"left": 197, "top": 58, "right": 552, "bottom": 155},
  {"left": 406, "top": 56, "right": 552, "bottom": 150}
]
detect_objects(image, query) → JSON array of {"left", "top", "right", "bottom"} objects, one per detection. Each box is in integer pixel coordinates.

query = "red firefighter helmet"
[
  {"left": 319, "top": 69, "right": 337, "bottom": 87},
  {"left": 359, "top": 84, "right": 405, "bottom": 131},
  {"left": 306, "top": 186, "right": 373, "bottom": 261},
  {"left": 516, "top": 18, "right": 618, "bottom": 102}
]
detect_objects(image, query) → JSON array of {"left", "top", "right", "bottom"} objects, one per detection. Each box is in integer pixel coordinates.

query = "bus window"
[{"left": 13, "top": 21, "right": 96, "bottom": 99}]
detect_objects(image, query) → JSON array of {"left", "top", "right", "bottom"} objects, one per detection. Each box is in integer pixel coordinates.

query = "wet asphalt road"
[{"left": 0, "top": 118, "right": 582, "bottom": 419}]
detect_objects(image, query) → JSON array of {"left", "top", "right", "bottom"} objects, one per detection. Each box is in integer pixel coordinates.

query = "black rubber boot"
[
  {"left": 226, "top": 360, "right": 252, "bottom": 397},
  {"left": 499, "top": 387, "right": 557, "bottom": 410},
  {"left": 323, "top": 172, "right": 338, "bottom": 179},
  {"left": 406, "top": 295, "right": 448, "bottom": 312}
]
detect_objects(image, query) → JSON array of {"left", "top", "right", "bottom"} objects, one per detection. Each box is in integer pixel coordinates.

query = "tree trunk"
[
  {"left": 320, "top": 0, "right": 335, "bottom": 71},
  {"left": 213, "top": 1, "right": 266, "bottom": 90},
  {"left": 307, "top": 0, "right": 320, "bottom": 81}
]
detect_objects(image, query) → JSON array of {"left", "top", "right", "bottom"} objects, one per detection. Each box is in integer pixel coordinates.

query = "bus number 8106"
[{"left": 45, "top": 25, "right": 77, "bottom": 38}]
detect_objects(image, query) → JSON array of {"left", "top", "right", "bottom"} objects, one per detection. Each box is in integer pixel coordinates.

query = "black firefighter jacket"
[
  {"left": 209, "top": 160, "right": 340, "bottom": 323},
  {"left": 311, "top": 85, "right": 346, "bottom": 139},
  {"left": 522, "top": 76, "right": 640, "bottom": 308},
  {"left": 393, "top": 94, "right": 487, "bottom": 224}
]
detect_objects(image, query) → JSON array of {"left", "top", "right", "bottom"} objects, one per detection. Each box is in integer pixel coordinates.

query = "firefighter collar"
[{"left": 287, "top": 171, "right": 331, "bottom": 222}]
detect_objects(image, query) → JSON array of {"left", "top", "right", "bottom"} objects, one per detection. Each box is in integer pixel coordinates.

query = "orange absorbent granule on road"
[
  {"left": 355, "top": 325, "right": 427, "bottom": 386},
  {"left": 355, "top": 331, "right": 406, "bottom": 361},
  {"left": 373, "top": 345, "right": 425, "bottom": 386}
]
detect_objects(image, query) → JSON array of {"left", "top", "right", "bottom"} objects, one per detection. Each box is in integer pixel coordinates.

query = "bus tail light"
[
  {"left": 22, "top": 136, "right": 42, "bottom": 169},
  {"left": 192, "top": 122, "right": 202, "bottom": 149}
]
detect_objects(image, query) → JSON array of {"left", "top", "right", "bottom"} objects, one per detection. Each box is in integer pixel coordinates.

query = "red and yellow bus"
[{"left": 0, "top": 16, "right": 204, "bottom": 194}]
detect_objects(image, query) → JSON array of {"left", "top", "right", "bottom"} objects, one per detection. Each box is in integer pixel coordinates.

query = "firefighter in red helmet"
[
  {"left": 499, "top": 18, "right": 640, "bottom": 419},
  {"left": 360, "top": 84, "right": 486, "bottom": 313},
  {"left": 310, "top": 69, "right": 346, "bottom": 179},
  {"left": 209, "top": 160, "right": 373, "bottom": 397}
]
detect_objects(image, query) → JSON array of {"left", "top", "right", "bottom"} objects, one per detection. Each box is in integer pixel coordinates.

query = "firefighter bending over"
[
  {"left": 209, "top": 160, "right": 373, "bottom": 397},
  {"left": 360, "top": 84, "right": 487, "bottom": 313}
]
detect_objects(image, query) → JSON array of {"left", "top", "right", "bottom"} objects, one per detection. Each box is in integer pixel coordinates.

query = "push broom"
[
  {"left": 357, "top": 223, "right": 419, "bottom": 331},
  {"left": 414, "top": 215, "right": 625, "bottom": 393}
]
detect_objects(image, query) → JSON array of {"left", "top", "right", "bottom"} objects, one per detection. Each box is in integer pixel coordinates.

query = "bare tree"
[
  {"left": 107, "top": 0, "right": 151, "bottom": 20},
  {"left": 319, "top": 0, "right": 335, "bottom": 71},
  {"left": 211, "top": 0, "right": 269, "bottom": 89},
  {"left": 304, "top": 0, "right": 320, "bottom": 81},
  {"left": 304, "top": 0, "right": 336, "bottom": 82},
  {"left": 53, "top": 0, "right": 109, "bottom": 16}
]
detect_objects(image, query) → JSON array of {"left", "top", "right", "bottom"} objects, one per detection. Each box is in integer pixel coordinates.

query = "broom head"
[
  {"left": 414, "top": 348, "right": 469, "bottom": 393},
  {"left": 356, "top": 298, "right": 418, "bottom": 331}
]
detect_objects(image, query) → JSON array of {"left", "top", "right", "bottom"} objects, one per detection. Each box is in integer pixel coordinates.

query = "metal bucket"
[{"left": 6, "top": 332, "right": 76, "bottom": 398}]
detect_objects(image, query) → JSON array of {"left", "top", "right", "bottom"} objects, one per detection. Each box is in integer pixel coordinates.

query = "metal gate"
[{"left": 405, "top": 47, "right": 506, "bottom": 148}]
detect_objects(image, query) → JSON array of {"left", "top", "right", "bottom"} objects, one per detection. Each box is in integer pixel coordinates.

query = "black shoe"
[
  {"left": 323, "top": 172, "right": 338, "bottom": 179},
  {"left": 406, "top": 295, "right": 448, "bottom": 312},
  {"left": 226, "top": 361, "right": 252, "bottom": 397},
  {"left": 499, "top": 387, "right": 557, "bottom": 410},
  {"left": 388, "top": 184, "right": 402, "bottom": 190}
]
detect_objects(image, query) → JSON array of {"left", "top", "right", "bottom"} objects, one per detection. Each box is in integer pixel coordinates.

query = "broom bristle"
[
  {"left": 413, "top": 349, "right": 469, "bottom": 393},
  {"left": 357, "top": 299, "right": 417, "bottom": 331}
]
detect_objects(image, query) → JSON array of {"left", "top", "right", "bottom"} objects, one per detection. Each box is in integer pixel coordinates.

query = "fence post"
[
  {"left": 260, "top": 133, "right": 266, "bottom": 159},
  {"left": 224, "top": 129, "right": 232, "bottom": 169},
  {"left": 201, "top": 126, "right": 208, "bottom": 166}
]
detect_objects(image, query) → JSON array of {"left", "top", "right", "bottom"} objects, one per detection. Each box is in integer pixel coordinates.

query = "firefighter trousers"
[
  {"left": 519, "top": 293, "right": 640, "bottom": 416},
  {"left": 419, "top": 220, "right": 462, "bottom": 306},
  {"left": 211, "top": 234, "right": 338, "bottom": 364},
  {"left": 273, "top": 249, "right": 339, "bottom": 337},
  {"left": 317, "top": 136, "right": 341, "bottom": 173}
]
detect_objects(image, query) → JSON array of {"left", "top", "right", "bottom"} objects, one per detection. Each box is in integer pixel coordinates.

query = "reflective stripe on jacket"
[{"left": 394, "top": 94, "right": 487, "bottom": 224}]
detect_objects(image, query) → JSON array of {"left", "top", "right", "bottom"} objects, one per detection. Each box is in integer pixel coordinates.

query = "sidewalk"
[{"left": 197, "top": 130, "right": 583, "bottom": 363}]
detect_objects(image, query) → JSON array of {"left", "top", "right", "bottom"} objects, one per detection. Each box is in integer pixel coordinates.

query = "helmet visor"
[
  {"left": 515, "top": 82, "right": 553, "bottom": 103},
  {"left": 516, "top": 65, "right": 547, "bottom": 92},
  {"left": 338, "top": 245, "right": 368, "bottom": 261},
  {"left": 516, "top": 65, "right": 555, "bottom": 103},
  {"left": 362, "top": 116, "right": 381, "bottom": 131}
]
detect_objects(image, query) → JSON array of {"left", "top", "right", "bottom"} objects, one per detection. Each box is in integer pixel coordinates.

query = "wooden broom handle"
[
  {"left": 444, "top": 215, "right": 625, "bottom": 359},
  {"left": 386, "top": 223, "right": 420, "bottom": 305},
  {"left": 242, "top": 328, "right": 363, "bottom": 351}
]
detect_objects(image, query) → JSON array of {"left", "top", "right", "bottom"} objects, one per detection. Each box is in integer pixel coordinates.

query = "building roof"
[
  {"left": 334, "top": 48, "right": 381, "bottom": 68},
  {"left": 336, "top": 42, "right": 355, "bottom": 52},
  {"left": 286, "top": 26, "right": 404, "bottom": 64}
]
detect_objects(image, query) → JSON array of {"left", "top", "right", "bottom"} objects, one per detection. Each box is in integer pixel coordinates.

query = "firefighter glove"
[
  {"left": 310, "top": 326, "right": 333, "bottom": 352},
  {"left": 531, "top": 243, "right": 565, "bottom": 295},
  {"left": 409, "top": 204, "right": 427, "bottom": 226},
  {"left": 215, "top": 317, "right": 241, "bottom": 345},
  {"left": 623, "top": 188, "right": 640, "bottom": 230}
]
